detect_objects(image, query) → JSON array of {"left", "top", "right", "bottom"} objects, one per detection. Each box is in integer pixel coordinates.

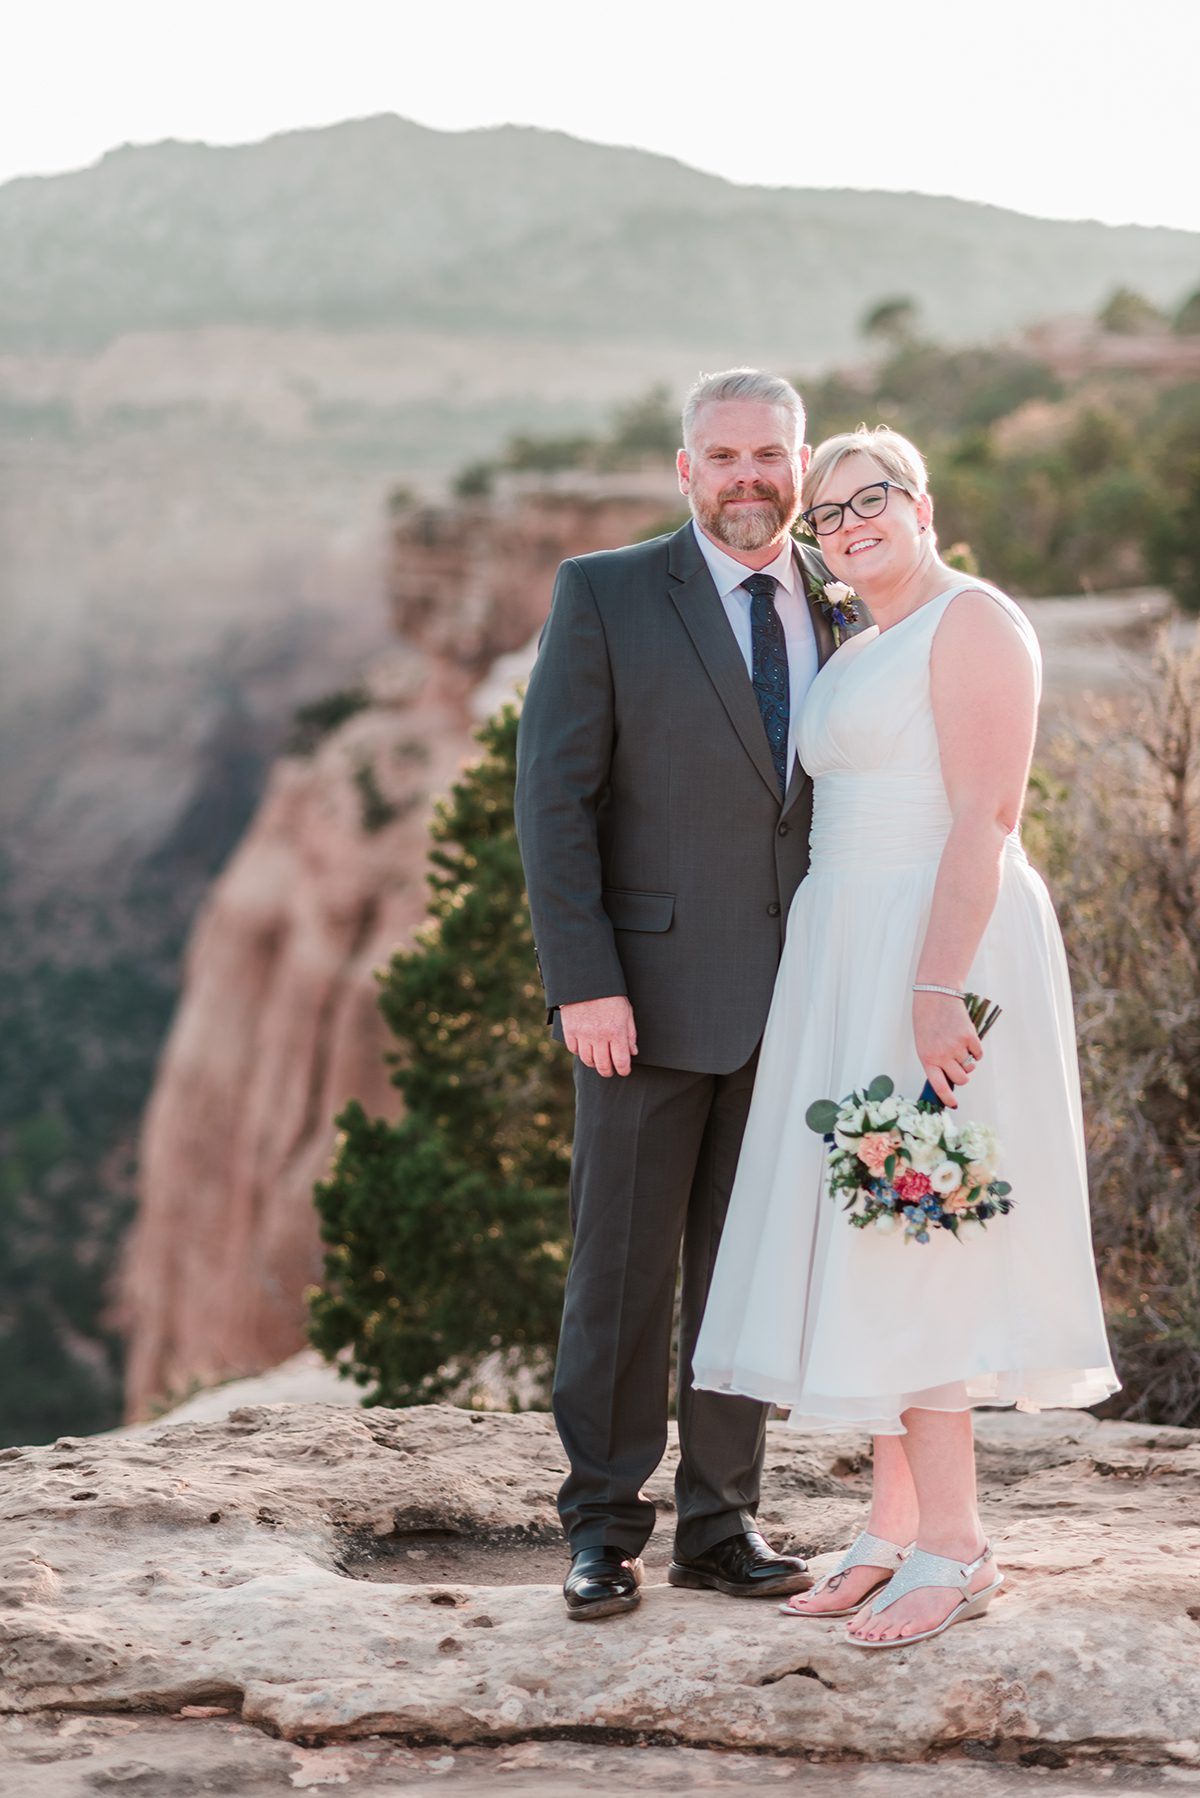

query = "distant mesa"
[{"left": 1, "top": 112, "right": 1197, "bottom": 360}]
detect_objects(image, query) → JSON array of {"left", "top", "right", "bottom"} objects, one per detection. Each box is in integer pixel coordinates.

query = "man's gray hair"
[{"left": 681, "top": 368, "right": 806, "bottom": 452}]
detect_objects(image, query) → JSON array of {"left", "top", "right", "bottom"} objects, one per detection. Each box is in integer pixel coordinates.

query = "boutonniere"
[{"left": 820, "top": 580, "right": 862, "bottom": 647}]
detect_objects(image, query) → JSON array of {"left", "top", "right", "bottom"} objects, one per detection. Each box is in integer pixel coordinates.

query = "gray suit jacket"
[{"left": 514, "top": 521, "right": 846, "bottom": 1073}]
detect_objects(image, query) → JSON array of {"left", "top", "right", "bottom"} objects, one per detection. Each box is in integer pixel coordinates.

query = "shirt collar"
[{"left": 691, "top": 519, "right": 798, "bottom": 600}]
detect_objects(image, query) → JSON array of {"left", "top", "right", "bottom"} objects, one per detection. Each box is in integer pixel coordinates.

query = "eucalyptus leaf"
[
  {"left": 806, "top": 1099, "right": 840, "bottom": 1134},
  {"left": 866, "top": 1074, "right": 894, "bottom": 1103}
]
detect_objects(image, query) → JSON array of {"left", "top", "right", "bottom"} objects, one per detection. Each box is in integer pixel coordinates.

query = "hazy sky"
[{"left": 6, "top": 0, "right": 1199, "bottom": 232}]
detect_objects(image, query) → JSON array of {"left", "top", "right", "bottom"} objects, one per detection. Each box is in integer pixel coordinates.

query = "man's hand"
[{"left": 560, "top": 996, "right": 638, "bottom": 1077}]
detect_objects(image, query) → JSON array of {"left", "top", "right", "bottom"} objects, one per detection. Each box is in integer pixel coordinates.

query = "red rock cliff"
[{"left": 120, "top": 474, "right": 682, "bottom": 1418}]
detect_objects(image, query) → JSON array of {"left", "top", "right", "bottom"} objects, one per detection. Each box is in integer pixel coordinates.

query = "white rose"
[
  {"left": 940, "top": 1114, "right": 967, "bottom": 1151},
  {"left": 874, "top": 1212, "right": 898, "bottom": 1234},
  {"left": 909, "top": 1112, "right": 944, "bottom": 1145},
  {"left": 908, "top": 1139, "right": 943, "bottom": 1175},
  {"left": 960, "top": 1124, "right": 996, "bottom": 1163},
  {"left": 824, "top": 580, "right": 855, "bottom": 606},
  {"left": 930, "top": 1161, "right": 963, "bottom": 1195},
  {"left": 867, "top": 1098, "right": 900, "bottom": 1128}
]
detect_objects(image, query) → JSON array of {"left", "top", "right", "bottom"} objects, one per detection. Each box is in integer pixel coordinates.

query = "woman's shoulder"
[{"left": 933, "top": 579, "right": 1041, "bottom": 672}]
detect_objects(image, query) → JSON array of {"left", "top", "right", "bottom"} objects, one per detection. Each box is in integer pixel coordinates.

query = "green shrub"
[
  {"left": 1098, "top": 286, "right": 1165, "bottom": 334},
  {"left": 352, "top": 760, "right": 399, "bottom": 833},
  {"left": 1032, "top": 627, "right": 1200, "bottom": 1424},
  {"left": 1174, "top": 288, "right": 1200, "bottom": 335},
  {"left": 308, "top": 706, "right": 572, "bottom": 1405},
  {"left": 287, "top": 687, "right": 370, "bottom": 756}
]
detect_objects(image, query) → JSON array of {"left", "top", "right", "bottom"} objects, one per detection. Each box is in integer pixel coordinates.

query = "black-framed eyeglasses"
[{"left": 800, "top": 480, "right": 908, "bottom": 537}]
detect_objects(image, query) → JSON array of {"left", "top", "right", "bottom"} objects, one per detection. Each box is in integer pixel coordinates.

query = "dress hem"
[{"left": 694, "top": 1367, "right": 1121, "bottom": 1436}]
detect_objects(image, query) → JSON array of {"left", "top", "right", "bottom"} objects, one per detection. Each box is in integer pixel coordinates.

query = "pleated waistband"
[{"left": 809, "top": 771, "right": 1025, "bottom": 871}]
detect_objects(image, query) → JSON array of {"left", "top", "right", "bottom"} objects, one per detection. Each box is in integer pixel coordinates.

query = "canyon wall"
[{"left": 120, "top": 474, "right": 681, "bottom": 1418}]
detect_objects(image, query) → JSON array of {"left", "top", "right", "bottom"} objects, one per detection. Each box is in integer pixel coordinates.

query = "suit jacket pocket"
[{"left": 602, "top": 888, "right": 675, "bottom": 933}]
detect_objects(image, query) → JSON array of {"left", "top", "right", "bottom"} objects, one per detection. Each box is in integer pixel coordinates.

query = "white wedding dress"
[{"left": 692, "top": 581, "right": 1119, "bottom": 1433}]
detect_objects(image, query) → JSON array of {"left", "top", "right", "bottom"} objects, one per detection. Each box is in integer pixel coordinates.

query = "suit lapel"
[
  {"left": 667, "top": 524, "right": 783, "bottom": 803},
  {"left": 795, "top": 540, "right": 837, "bottom": 669}
]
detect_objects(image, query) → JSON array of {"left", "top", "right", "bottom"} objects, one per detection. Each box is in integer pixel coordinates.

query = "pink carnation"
[
  {"left": 857, "top": 1132, "right": 902, "bottom": 1176},
  {"left": 894, "top": 1169, "right": 932, "bottom": 1204}
]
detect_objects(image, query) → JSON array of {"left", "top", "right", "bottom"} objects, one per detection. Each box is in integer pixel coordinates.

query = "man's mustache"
[{"left": 718, "top": 482, "right": 783, "bottom": 504}]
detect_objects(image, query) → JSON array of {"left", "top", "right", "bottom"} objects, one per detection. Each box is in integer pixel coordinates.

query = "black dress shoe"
[
  {"left": 668, "top": 1529, "right": 811, "bottom": 1599},
  {"left": 563, "top": 1547, "right": 644, "bottom": 1622}
]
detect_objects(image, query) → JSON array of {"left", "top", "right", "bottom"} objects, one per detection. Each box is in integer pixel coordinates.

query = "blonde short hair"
[{"left": 805, "top": 425, "right": 929, "bottom": 510}]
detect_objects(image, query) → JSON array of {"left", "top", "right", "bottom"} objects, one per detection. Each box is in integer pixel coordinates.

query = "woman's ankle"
[
  {"left": 914, "top": 1521, "right": 987, "bottom": 1562},
  {"left": 865, "top": 1508, "right": 918, "bottom": 1547}
]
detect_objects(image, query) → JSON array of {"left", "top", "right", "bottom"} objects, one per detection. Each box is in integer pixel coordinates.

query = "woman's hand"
[{"left": 913, "top": 990, "right": 984, "bottom": 1108}]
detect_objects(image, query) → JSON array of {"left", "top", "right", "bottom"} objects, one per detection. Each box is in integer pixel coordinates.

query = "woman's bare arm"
[{"left": 915, "top": 590, "right": 1038, "bottom": 1105}]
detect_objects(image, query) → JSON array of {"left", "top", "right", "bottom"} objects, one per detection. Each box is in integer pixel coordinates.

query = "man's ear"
[
  {"left": 676, "top": 447, "right": 690, "bottom": 494},
  {"left": 798, "top": 443, "right": 812, "bottom": 474}
]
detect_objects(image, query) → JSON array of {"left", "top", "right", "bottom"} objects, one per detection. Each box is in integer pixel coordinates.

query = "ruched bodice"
[
  {"left": 799, "top": 581, "right": 1042, "bottom": 781},
  {"left": 811, "top": 771, "right": 953, "bottom": 870},
  {"left": 693, "top": 579, "right": 1116, "bottom": 1433}
]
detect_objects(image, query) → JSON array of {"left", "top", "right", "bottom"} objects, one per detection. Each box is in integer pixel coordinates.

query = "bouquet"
[{"left": 804, "top": 994, "right": 1012, "bottom": 1244}]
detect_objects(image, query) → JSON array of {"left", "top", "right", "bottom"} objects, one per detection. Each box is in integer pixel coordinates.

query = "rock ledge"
[{"left": 2, "top": 1403, "right": 1198, "bottom": 1775}]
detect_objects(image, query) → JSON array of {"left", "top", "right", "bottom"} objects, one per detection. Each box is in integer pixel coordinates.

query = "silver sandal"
[
  {"left": 848, "top": 1540, "right": 1004, "bottom": 1647},
  {"left": 777, "top": 1531, "right": 908, "bottom": 1619}
]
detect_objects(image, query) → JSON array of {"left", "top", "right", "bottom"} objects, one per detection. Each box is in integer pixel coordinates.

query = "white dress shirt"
[{"left": 691, "top": 520, "right": 819, "bottom": 783}]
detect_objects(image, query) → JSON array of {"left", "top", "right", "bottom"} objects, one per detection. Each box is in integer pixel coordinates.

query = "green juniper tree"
[
  {"left": 308, "top": 704, "right": 573, "bottom": 1405},
  {"left": 1097, "top": 286, "right": 1165, "bottom": 334},
  {"left": 1174, "top": 287, "right": 1200, "bottom": 335}
]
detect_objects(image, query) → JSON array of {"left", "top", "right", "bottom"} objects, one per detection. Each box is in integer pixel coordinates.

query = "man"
[{"left": 515, "top": 368, "right": 844, "bottom": 1622}]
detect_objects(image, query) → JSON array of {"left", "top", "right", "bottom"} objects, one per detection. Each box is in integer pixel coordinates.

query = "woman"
[{"left": 692, "top": 426, "right": 1118, "bottom": 1647}]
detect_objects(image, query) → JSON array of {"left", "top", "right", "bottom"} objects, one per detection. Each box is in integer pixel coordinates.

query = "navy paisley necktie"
[{"left": 745, "top": 572, "right": 789, "bottom": 796}]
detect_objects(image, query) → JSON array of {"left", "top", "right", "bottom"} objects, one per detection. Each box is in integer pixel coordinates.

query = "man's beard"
[{"left": 692, "top": 481, "right": 798, "bottom": 552}]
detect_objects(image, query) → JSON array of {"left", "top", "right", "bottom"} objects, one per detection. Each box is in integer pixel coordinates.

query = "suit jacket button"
[
  {"left": 777, "top": 821, "right": 789, "bottom": 836},
  {"left": 767, "top": 901, "right": 781, "bottom": 917}
]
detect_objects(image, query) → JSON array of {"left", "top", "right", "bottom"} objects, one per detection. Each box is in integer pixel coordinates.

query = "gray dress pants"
[{"left": 553, "top": 1051, "right": 770, "bottom": 1558}]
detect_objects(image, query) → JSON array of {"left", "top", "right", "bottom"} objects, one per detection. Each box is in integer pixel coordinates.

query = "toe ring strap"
[{"left": 814, "top": 1530, "right": 908, "bottom": 1595}]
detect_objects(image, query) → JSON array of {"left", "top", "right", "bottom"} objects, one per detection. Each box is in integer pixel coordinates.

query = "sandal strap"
[
  {"left": 810, "top": 1529, "right": 909, "bottom": 1596},
  {"left": 832, "top": 1530, "right": 908, "bottom": 1577},
  {"left": 868, "top": 1541, "right": 993, "bottom": 1616}
]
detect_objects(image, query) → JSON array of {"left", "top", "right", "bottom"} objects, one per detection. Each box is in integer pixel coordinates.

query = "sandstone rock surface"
[
  {"left": 5, "top": 1719, "right": 1195, "bottom": 1798},
  {"left": 2, "top": 1403, "right": 1199, "bottom": 1791}
]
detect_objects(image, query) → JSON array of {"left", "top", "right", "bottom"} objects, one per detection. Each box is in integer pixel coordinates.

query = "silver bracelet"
[{"left": 912, "top": 982, "right": 966, "bottom": 1001}]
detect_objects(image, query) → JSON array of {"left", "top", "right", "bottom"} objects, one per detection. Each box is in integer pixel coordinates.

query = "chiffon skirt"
[{"left": 692, "top": 786, "right": 1119, "bottom": 1434}]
